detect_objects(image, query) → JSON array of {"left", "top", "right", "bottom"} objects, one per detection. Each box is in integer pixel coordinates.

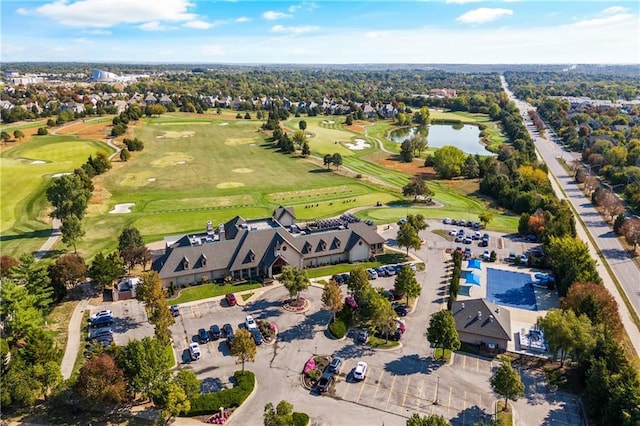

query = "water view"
[{"left": 389, "top": 124, "right": 488, "bottom": 155}]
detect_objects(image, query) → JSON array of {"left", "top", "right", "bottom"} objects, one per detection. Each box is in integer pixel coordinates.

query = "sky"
[{"left": 1, "top": 0, "right": 639, "bottom": 64}]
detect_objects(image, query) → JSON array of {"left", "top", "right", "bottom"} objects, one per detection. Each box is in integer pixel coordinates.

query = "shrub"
[
  {"left": 187, "top": 371, "right": 254, "bottom": 416},
  {"left": 37, "top": 127, "right": 48, "bottom": 135},
  {"left": 328, "top": 319, "right": 347, "bottom": 338},
  {"left": 292, "top": 412, "right": 310, "bottom": 426}
]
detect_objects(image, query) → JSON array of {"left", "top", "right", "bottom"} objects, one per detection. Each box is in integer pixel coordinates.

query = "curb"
[{"left": 221, "top": 373, "right": 258, "bottom": 426}]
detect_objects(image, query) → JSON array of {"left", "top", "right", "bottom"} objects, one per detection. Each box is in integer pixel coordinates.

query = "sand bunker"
[
  {"left": 219, "top": 122, "right": 229, "bottom": 126},
  {"left": 232, "top": 168, "right": 254, "bottom": 174},
  {"left": 109, "top": 203, "right": 135, "bottom": 214},
  {"left": 225, "top": 138, "right": 255, "bottom": 146},
  {"left": 345, "top": 138, "right": 371, "bottom": 150},
  {"left": 52, "top": 172, "right": 72, "bottom": 178},
  {"left": 156, "top": 131, "right": 195, "bottom": 139},
  {"left": 177, "top": 161, "right": 185, "bottom": 165},
  {"left": 216, "top": 182, "right": 245, "bottom": 189},
  {"left": 147, "top": 177, "right": 156, "bottom": 182},
  {"left": 30, "top": 160, "right": 46, "bottom": 164},
  {"left": 322, "top": 120, "right": 335, "bottom": 125}
]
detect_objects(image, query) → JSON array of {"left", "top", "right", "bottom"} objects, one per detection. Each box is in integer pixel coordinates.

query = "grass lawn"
[
  {"left": 496, "top": 401, "right": 513, "bottom": 426},
  {"left": 368, "top": 335, "right": 400, "bottom": 349},
  {"left": 433, "top": 347, "right": 452, "bottom": 362},
  {"left": 168, "top": 282, "right": 262, "bottom": 305},
  {"left": 0, "top": 134, "right": 115, "bottom": 256},
  {"left": 306, "top": 252, "right": 408, "bottom": 278},
  {"left": 44, "top": 300, "right": 79, "bottom": 362}
]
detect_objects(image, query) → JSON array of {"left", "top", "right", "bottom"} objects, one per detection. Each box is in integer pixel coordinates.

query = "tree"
[
  {"left": 37, "top": 127, "right": 48, "bottom": 135},
  {"left": 13, "top": 130, "right": 25, "bottom": 141},
  {"left": 0, "top": 255, "right": 19, "bottom": 278},
  {"left": 137, "top": 271, "right": 175, "bottom": 345},
  {"left": 145, "top": 104, "right": 167, "bottom": 116},
  {"left": 299, "top": 120, "right": 307, "bottom": 131},
  {"left": 301, "top": 141, "right": 310, "bottom": 157},
  {"left": 118, "top": 226, "right": 148, "bottom": 270},
  {"left": 264, "top": 400, "right": 294, "bottom": 426},
  {"left": 402, "top": 178, "right": 433, "bottom": 201},
  {"left": 48, "top": 253, "right": 87, "bottom": 301},
  {"left": 561, "top": 281, "right": 622, "bottom": 338},
  {"left": 621, "top": 218, "right": 640, "bottom": 253},
  {"left": 230, "top": 329, "right": 257, "bottom": 373},
  {"left": 174, "top": 369, "right": 200, "bottom": 401},
  {"left": 407, "top": 214, "right": 428, "bottom": 233},
  {"left": 88, "top": 251, "right": 123, "bottom": 289},
  {"left": 426, "top": 310, "right": 460, "bottom": 358},
  {"left": 462, "top": 155, "right": 480, "bottom": 178},
  {"left": 400, "top": 139, "right": 414, "bottom": 162},
  {"left": 537, "top": 308, "right": 596, "bottom": 366},
  {"left": 151, "top": 381, "right": 190, "bottom": 424},
  {"left": 397, "top": 222, "right": 421, "bottom": 255},
  {"left": 119, "top": 147, "right": 131, "bottom": 162},
  {"left": 547, "top": 236, "right": 601, "bottom": 296},
  {"left": 394, "top": 264, "right": 421, "bottom": 305},
  {"left": 479, "top": 211, "right": 494, "bottom": 227},
  {"left": 292, "top": 130, "right": 306, "bottom": 148},
  {"left": 1, "top": 131, "right": 10, "bottom": 143},
  {"left": 406, "top": 413, "right": 450, "bottom": 426},
  {"left": 117, "top": 337, "right": 172, "bottom": 399},
  {"left": 332, "top": 152, "right": 343, "bottom": 170},
  {"left": 345, "top": 114, "right": 353, "bottom": 125},
  {"left": 433, "top": 145, "right": 466, "bottom": 179},
  {"left": 46, "top": 173, "right": 91, "bottom": 220},
  {"left": 280, "top": 266, "right": 310, "bottom": 304},
  {"left": 60, "top": 214, "right": 85, "bottom": 253},
  {"left": 490, "top": 357, "right": 524, "bottom": 409},
  {"left": 367, "top": 290, "right": 396, "bottom": 343},
  {"left": 76, "top": 353, "right": 126, "bottom": 407},
  {"left": 347, "top": 267, "right": 371, "bottom": 302},
  {"left": 323, "top": 153, "right": 332, "bottom": 169},
  {"left": 321, "top": 279, "right": 343, "bottom": 321},
  {"left": 0, "top": 280, "right": 43, "bottom": 341},
  {"left": 10, "top": 254, "right": 54, "bottom": 311}
]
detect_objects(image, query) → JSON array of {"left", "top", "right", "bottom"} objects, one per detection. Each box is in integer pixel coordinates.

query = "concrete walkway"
[
  {"left": 34, "top": 218, "right": 61, "bottom": 260},
  {"left": 60, "top": 298, "right": 90, "bottom": 379}
]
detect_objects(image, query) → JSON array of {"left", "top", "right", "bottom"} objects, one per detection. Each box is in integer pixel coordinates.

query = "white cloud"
[
  {"left": 35, "top": 0, "right": 197, "bottom": 27},
  {"left": 84, "top": 29, "right": 112, "bottom": 35},
  {"left": 568, "top": 12, "right": 634, "bottom": 29},
  {"left": 288, "top": 2, "right": 318, "bottom": 13},
  {"left": 446, "top": 0, "right": 482, "bottom": 4},
  {"left": 202, "top": 45, "right": 224, "bottom": 56},
  {"left": 235, "top": 16, "right": 251, "bottom": 23},
  {"left": 16, "top": 8, "right": 28, "bottom": 15},
  {"left": 73, "top": 37, "right": 91, "bottom": 43},
  {"left": 271, "top": 25, "right": 318, "bottom": 34},
  {"left": 183, "top": 20, "right": 214, "bottom": 29},
  {"left": 457, "top": 8, "right": 513, "bottom": 24},
  {"left": 603, "top": 6, "right": 627, "bottom": 15},
  {"left": 263, "top": 11, "right": 291, "bottom": 20},
  {"left": 139, "top": 21, "right": 172, "bottom": 31}
]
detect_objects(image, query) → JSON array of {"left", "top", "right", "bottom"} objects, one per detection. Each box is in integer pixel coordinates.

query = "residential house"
[
  {"left": 430, "top": 89, "right": 457, "bottom": 98},
  {"left": 451, "top": 299, "right": 511, "bottom": 353},
  {"left": 145, "top": 93, "right": 158, "bottom": 105},
  {"left": 152, "top": 207, "right": 385, "bottom": 287}
]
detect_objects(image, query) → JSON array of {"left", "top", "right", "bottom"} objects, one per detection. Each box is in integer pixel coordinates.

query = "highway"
[{"left": 501, "top": 76, "right": 640, "bottom": 356}]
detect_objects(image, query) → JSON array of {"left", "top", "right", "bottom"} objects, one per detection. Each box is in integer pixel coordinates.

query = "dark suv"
[
  {"left": 317, "top": 371, "right": 334, "bottom": 393},
  {"left": 198, "top": 328, "right": 210, "bottom": 344}
]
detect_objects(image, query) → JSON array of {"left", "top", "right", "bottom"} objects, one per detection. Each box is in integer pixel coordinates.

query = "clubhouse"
[{"left": 152, "top": 206, "right": 385, "bottom": 287}]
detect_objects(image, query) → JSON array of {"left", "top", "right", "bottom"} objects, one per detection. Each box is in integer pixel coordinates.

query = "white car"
[
  {"left": 245, "top": 315, "right": 257, "bottom": 330},
  {"left": 443, "top": 218, "right": 452, "bottom": 225},
  {"left": 90, "top": 310, "right": 112, "bottom": 320},
  {"left": 520, "top": 254, "right": 529, "bottom": 263},
  {"left": 353, "top": 361, "right": 368, "bottom": 380},
  {"left": 482, "top": 250, "right": 491, "bottom": 261},
  {"left": 189, "top": 342, "right": 201, "bottom": 361},
  {"left": 448, "top": 229, "right": 457, "bottom": 236}
]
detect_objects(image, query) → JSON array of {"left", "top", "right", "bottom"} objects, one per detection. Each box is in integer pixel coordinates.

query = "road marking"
[
  {"left": 191, "top": 305, "right": 200, "bottom": 318},
  {"left": 476, "top": 358, "right": 480, "bottom": 373},
  {"left": 463, "top": 355, "right": 466, "bottom": 370},
  {"left": 372, "top": 369, "right": 384, "bottom": 399},
  {"left": 448, "top": 386, "right": 452, "bottom": 408},
  {"left": 356, "top": 378, "right": 366, "bottom": 402},
  {"left": 384, "top": 375, "right": 396, "bottom": 410},
  {"left": 401, "top": 376, "right": 411, "bottom": 406}
]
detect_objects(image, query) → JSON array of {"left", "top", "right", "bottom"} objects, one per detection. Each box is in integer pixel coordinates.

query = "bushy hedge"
[
  {"left": 329, "top": 319, "right": 347, "bottom": 338},
  {"left": 292, "top": 412, "right": 310, "bottom": 426},
  {"left": 187, "top": 371, "right": 255, "bottom": 416}
]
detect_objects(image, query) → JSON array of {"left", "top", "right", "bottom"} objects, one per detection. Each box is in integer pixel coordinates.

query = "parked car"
[
  {"left": 455, "top": 235, "right": 464, "bottom": 243},
  {"left": 357, "top": 329, "right": 369, "bottom": 344},
  {"left": 520, "top": 254, "right": 529, "bottom": 263},
  {"left": 210, "top": 324, "right": 221, "bottom": 340},
  {"left": 198, "top": 328, "right": 210, "bottom": 344},
  {"left": 225, "top": 293, "right": 237, "bottom": 306},
  {"left": 448, "top": 229, "right": 457, "bottom": 236},
  {"left": 331, "top": 274, "right": 344, "bottom": 284},
  {"left": 93, "top": 335, "right": 114, "bottom": 347},
  {"left": 458, "top": 229, "right": 465, "bottom": 236},
  {"left": 443, "top": 218, "right": 452, "bottom": 224},
  {"left": 374, "top": 267, "right": 388, "bottom": 277},
  {"left": 407, "top": 262, "right": 416, "bottom": 272},
  {"left": 90, "top": 310, "right": 112, "bottom": 321},
  {"left": 366, "top": 268, "right": 378, "bottom": 279},
  {"left": 345, "top": 296, "right": 358, "bottom": 309},
  {"left": 482, "top": 250, "right": 491, "bottom": 261},
  {"left": 317, "top": 371, "right": 334, "bottom": 393},
  {"left": 394, "top": 304, "right": 409, "bottom": 317},
  {"left": 91, "top": 316, "right": 113, "bottom": 328},
  {"left": 189, "top": 342, "right": 201, "bottom": 361},
  {"left": 458, "top": 219, "right": 466, "bottom": 227},
  {"left": 384, "top": 265, "right": 396, "bottom": 276},
  {"left": 223, "top": 323, "right": 234, "bottom": 339},
  {"left": 170, "top": 305, "right": 180, "bottom": 316},
  {"left": 464, "top": 236, "right": 473, "bottom": 244},
  {"left": 353, "top": 361, "right": 368, "bottom": 380},
  {"left": 483, "top": 233, "right": 490, "bottom": 240},
  {"left": 507, "top": 252, "right": 517, "bottom": 262},
  {"left": 328, "top": 356, "right": 343, "bottom": 373},
  {"left": 339, "top": 273, "right": 350, "bottom": 282},
  {"left": 250, "top": 328, "right": 263, "bottom": 345},
  {"left": 389, "top": 288, "right": 403, "bottom": 301},
  {"left": 88, "top": 328, "right": 112, "bottom": 341},
  {"left": 397, "top": 218, "right": 407, "bottom": 225},
  {"left": 525, "top": 234, "right": 538, "bottom": 242},
  {"left": 473, "top": 232, "right": 481, "bottom": 240},
  {"left": 245, "top": 315, "right": 257, "bottom": 330},
  {"left": 478, "top": 239, "right": 489, "bottom": 247}
]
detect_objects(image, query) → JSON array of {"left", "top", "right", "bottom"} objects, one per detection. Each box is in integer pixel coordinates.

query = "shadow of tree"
[
  {"left": 384, "top": 354, "right": 441, "bottom": 375},
  {"left": 277, "top": 310, "right": 331, "bottom": 342},
  {"left": 449, "top": 405, "right": 493, "bottom": 425}
]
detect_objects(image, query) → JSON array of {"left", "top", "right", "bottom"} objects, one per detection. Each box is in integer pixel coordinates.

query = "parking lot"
[{"left": 89, "top": 299, "right": 154, "bottom": 346}]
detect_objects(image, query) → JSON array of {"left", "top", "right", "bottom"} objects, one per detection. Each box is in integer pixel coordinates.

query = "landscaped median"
[
  {"left": 167, "top": 282, "right": 262, "bottom": 305},
  {"left": 185, "top": 370, "right": 255, "bottom": 421}
]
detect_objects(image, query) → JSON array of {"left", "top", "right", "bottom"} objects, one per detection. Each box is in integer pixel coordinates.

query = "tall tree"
[
  {"left": 433, "top": 145, "right": 466, "bottom": 179},
  {"left": 537, "top": 308, "right": 596, "bottom": 366},
  {"left": 136, "top": 271, "right": 175, "bottom": 345},
  {"left": 397, "top": 222, "right": 421, "bottom": 255},
  {"left": 264, "top": 400, "right": 295, "bottom": 426},
  {"left": 301, "top": 141, "right": 310, "bottom": 157},
  {"left": 0, "top": 280, "right": 42, "bottom": 341},
  {"left": 403, "top": 178, "right": 433, "bottom": 201},
  {"left": 491, "top": 357, "right": 524, "bottom": 409},
  {"left": 547, "top": 236, "right": 601, "bottom": 296},
  {"left": 462, "top": 155, "right": 480, "bottom": 178},
  {"left": 88, "top": 251, "right": 123, "bottom": 289},
  {"left": 323, "top": 153, "right": 333, "bottom": 169},
  {"left": 48, "top": 253, "right": 87, "bottom": 301},
  {"left": 406, "top": 413, "right": 450, "bottom": 426},
  {"left": 0, "top": 255, "right": 19, "bottom": 278},
  {"left": 394, "top": 264, "right": 421, "bottom": 305},
  {"left": 10, "top": 254, "right": 54, "bottom": 311},
  {"left": 561, "top": 281, "right": 622, "bottom": 338},
  {"left": 621, "top": 218, "right": 640, "bottom": 252},
  {"left": 426, "top": 310, "right": 460, "bottom": 359},
  {"left": 151, "top": 381, "right": 190, "bottom": 424},
  {"left": 13, "top": 130, "right": 25, "bottom": 141},
  {"left": 117, "top": 337, "right": 172, "bottom": 399},
  {"left": 76, "top": 353, "right": 127, "bottom": 407},
  {"left": 407, "top": 213, "right": 428, "bottom": 233},
  {"left": 332, "top": 152, "right": 343, "bottom": 170},
  {"left": 60, "top": 214, "right": 85, "bottom": 253},
  {"left": 118, "top": 226, "right": 148, "bottom": 270},
  {"left": 367, "top": 290, "right": 396, "bottom": 343},
  {"left": 321, "top": 279, "right": 343, "bottom": 321},
  {"left": 173, "top": 369, "right": 200, "bottom": 401},
  {"left": 479, "top": 211, "right": 494, "bottom": 227},
  {"left": 298, "top": 120, "right": 307, "bottom": 131},
  {"left": 119, "top": 147, "right": 131, "bottom": 162},
  {"left": 280, "top": 266, "right": 310, "bottom": 304},
  {"left": 230, "top": 329, "right": 257, "bottom": 373},
  {"left": 346, "top": 267, "right": 371, "bottom": 303}
]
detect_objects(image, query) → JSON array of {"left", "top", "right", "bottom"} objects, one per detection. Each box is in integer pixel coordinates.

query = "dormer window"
[
  {"left": 303, "top": 242, "right": 312, "bottom": 254},
  {"left": 201, "top": 255, "right": 207, "bottom": 267},
  {"left": 183, "top": 258, "right": 190, "bottom": 269}
]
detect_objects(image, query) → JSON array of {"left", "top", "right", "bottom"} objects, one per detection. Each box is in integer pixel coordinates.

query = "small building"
[
  {"left": 112, "top": 276, "right": 140, "bottom": 301},
  {"left": 451, "top": 299, "right": 511, "bottom": 353}
]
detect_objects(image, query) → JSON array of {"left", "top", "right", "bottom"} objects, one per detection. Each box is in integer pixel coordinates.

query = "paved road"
[{"left": 501, "top": 76, "right": 640, "bottom": 356}]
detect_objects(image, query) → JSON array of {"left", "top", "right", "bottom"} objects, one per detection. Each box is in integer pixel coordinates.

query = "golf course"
[{"left": 1, "top": 110, "right": 517, "bottom": 259}]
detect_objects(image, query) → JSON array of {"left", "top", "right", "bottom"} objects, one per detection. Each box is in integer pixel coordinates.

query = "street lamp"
[{"left": 434, "top": 375, "right": 440, "bottom": 405}]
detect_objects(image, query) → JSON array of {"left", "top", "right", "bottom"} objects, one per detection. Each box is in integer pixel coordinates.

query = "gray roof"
[
  {"left": 273, "top": 206, "right": 295, "bottom": 222},
  {"left": 451, "top": 299, "right": 511, "bottom": 341}
]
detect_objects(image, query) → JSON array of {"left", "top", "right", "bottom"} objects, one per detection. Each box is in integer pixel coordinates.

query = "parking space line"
[
  {"left": 447, "top": 386, "right": 452, "bottom": 408},
  {"left": 356, "top": 378, "right": 366, "bottom": 403},
  {"left": 463, "top": 356, "right": 466, "bottom": 370},
  {"left": 476, "top": 358, "right": 480, "bottom": 373},
  {"left": 191, "top": 305, "right": 200, "bottom": 318},
  {"left": 401, "top": 376, "right": 411, "bottom": 406},
  {"left": 372, "top": 370, "right": 385, "bottom": 399},
  {"left": 384, "top": 375, "right": 396, "bottom": 410}
]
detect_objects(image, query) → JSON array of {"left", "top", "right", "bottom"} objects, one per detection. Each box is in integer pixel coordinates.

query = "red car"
[
  {"left": 225, "top": 293, "right": 237, "bottom": 306},
  {"left": 345, "top": 296, "right": 358, "bottom": 309}
]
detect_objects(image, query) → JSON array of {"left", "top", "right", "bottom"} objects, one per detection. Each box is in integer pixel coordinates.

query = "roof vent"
[
  {"left": 461, "top": 302, "right": 465, "bottom": 310},
  {"left": 496, "top": 307, "right": 501, "bottom": 315},
  {"left": 478, "top": 311, "right": 482, "bottom": 319},
  {"left": 489, "top": 315, "right": 494, "bottom": 322}
]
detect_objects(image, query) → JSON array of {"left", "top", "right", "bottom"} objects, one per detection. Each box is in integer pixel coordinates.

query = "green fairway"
[
  {"left": 0, "top": 135, "right": 114, "bottom": 256},
  {"left": 284, "top": 117, "right": 372, "bottom": 157},
  {"left": 78, "top": 115, "right": 398, "bottom": 257}
]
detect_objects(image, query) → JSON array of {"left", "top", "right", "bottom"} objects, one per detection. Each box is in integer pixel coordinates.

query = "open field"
[
  {"left": 0, "top": 135, "right": 114, "bottom": 256},
  {"left": 284, "top": 117, "right": 372, "bottom": 157}
]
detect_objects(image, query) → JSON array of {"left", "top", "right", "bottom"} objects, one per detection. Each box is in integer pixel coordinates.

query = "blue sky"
[{"left": 2, "top": 0, "right": 639, "bottom": 63}]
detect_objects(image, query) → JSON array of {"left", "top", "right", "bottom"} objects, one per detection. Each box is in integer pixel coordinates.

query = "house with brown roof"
[
  {"left": 451, "top": 299, "right": 512, "bottom": 353},
  {"left": 152, "top": 207, "right": 385, "bottom": 287}
]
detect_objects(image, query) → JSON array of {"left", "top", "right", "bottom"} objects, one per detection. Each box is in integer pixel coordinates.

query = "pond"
[{"left": 389, "top": 124, "right": 489, "bottom": 155}]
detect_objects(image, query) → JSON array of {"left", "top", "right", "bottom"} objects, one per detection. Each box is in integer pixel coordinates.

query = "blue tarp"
[
  {"left": 466, "top": 272, "right": 481, "bottom": 285},
  {"left": 467, "top": 259, "right": 482, "bottom": 270}
]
